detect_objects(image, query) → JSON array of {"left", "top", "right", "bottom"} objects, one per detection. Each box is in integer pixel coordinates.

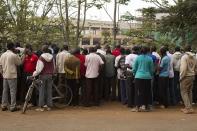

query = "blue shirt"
[
  {"left": 132, "top": 55, "right": 154, "bottom": 79},
  {"left": 159, "top": 55, "right": 170, "bottom": 77}
]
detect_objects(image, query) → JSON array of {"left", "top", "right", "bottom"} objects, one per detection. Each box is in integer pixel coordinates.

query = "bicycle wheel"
[
  {"left": 52, "top": 84, "right": 73, "bottom": 108},
  {"left": 22, "top": 85, "right": 34, "bottom": 114},
  {"left": 65, "top": 85, "right": 73, "bottom": 106}
]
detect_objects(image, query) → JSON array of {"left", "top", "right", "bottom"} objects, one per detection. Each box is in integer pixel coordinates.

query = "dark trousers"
[
  {"left": 127, "top": 77, "right": 135, "bottom": 107},
  {"left": 193, "top": 75, "right": 197, "bottom": 103},
  {"left": 98, "top": 74, "right": 105, "bottom": 100},
  {"left": 67, "top": 79, "right": 79, "bottom": 106},
  {"left": 174, "top": 71, "right": 181, "bottom": 103},
  {"left": 85, "top": 78, "right": 99, "bottom": 106},
  {"left": 79, "top": 76, "right": 86, "bottom": 105},
  {"left": 22, "top": 72, "right": 37, "bottom": 106},
  {"left": 120, "top": 79, "right": 127, "bottom": 104},
  {"left": 104, "top": 76, "right": 116, "bottom": 100},
  {"left": 134, "top": 79, "right": 151, "bottom": 107},
  {"left": 159, "top": 77, "right": 169, "bottom": 107},
  {"left": 117, "top": 79, "right": 121, "bottom": 101},
  {"left": 0, "top": 77, "right": 3, "bottom": 103},
  {"left": 153, "top": 75, "right": 159, "bottom": 102},
  {"left": 169, "top": 78, "right": 176, "bottom": 105}
]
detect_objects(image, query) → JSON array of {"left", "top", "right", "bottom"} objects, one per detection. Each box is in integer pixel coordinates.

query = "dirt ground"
[{"left": 0, "top": 102, "right": 197, "bottom": 131}]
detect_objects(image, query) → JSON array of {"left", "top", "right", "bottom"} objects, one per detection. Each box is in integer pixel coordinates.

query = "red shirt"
[
  {"left": 112, "top": 48, "right": 121, "bottom": 57},
  {"left": 75, "top": 54, "right": 86, "bottom": 77},
  {"left": 23, "top": 54, "right": 38, "bottom": 73}
]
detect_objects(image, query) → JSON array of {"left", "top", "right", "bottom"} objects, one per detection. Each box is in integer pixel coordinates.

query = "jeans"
[
  {"left": 39, "top": 75, "right": 53, "bottom": 107},
  {"left": 120, "top": 79, "right": 127, "bottom": 104},
  {"left": 1, "top": 79, "right": 17, "bottom": 110},
  {"left": 180, "top": 76, "right": 195, "bottom": 109}
]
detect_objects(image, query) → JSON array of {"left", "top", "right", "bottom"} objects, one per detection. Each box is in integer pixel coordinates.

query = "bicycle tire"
[
  {"left": 65, "top": 85, "right": 73, "bottom": 106},
  {"left": 21, "top": 85, "right": 34, "bottom": 114},
  {"left": 22, "top": 101, "right": 28, "bottom": 114},
  {"left": 53, "top": 84, "right": 73, "bottom": 108}
]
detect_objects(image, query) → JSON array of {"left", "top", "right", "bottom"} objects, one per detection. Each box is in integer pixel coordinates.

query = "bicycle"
[
  {"left": 22, "top": 76, "right": 73, "bottom": 114},
  {"left": 22, "top": 76, "right": 42, "bottom": 114}
]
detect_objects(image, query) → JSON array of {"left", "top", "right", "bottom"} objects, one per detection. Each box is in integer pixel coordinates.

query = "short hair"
[
  {"left": 95, "top": 44, "right": 101, "bottom": 50},
  {"left": 151, "top": 46, "right": 157, "bottom": 52},
  {"left": 15, "top": 42, "right": 21, "bottom": 48},
  {"left": 73, "top": 47, "right": 81, "bottom": 54},
  {"left": 89, "top": 47, "right": 95, "bottom": 53},
  {"left": 140, "top": 45, "right": 149, "bottom": 54},
  {"left": 175, "top": 46, "right": 181, "bottom": 52},
  {"left": 160, "top": 46, "right": 167, "bottom": 56},
  {"left": 42, "top": 45, "right": 49, "bottom": 53},
  {"left": 184, "top": 45, "right": 192, "bottom": 52},
  {"left": 82, "top": 48, "right": 88, "bottom": 55},
  {"left": 62, "top": 44, "right": 69, "bottom": 51},
  {"left": 116, "top": 44, "right": 121, "bottom": 49},
  {"left": 106, "top": 48, "right": 111, "bottom": 54},
  {"left": 25, "top": 44, "right": 33, "bottom": 51},
  {"left": 132, "top": 46, "right": 139, "bottom": 54},
  {"left": 7, "top": 42, "right": 15, "bottom": 50}
]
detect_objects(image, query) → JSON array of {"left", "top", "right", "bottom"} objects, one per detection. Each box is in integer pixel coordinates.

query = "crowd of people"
[{"left": 0, "top": 42, "right": 197, "bottom": 114}]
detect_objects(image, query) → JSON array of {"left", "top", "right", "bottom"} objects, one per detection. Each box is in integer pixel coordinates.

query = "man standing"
[
  {"left": 0, "top": 42, "right": 21, "bottom": 112},
  {"left": 104, "top": 48, "right": 116, "bottom": 101},
  {"left": 22, "top": 44, "right": 38, "bottom": 106},
  {"left": 56, "top": 44, "right": 70, "bottom": 93},
  {"left": 33, "top": 45, "right": 55, "bottom": 111},
  {"left": 64, "top": 49, "right": 80, "bottom": 106},
  {"left": 180, "top": 45, "right": 197, "bottom": 114},
  {"left": 84, "top": 47, "right": 104, "bottom": 107},
  {"left": 172, "top": 46, "right": 182, "bottom": 104}
]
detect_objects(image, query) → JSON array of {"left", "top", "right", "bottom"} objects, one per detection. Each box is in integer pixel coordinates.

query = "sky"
[{"left": 86, "top": 0, "right": 156, "bottom": 21}]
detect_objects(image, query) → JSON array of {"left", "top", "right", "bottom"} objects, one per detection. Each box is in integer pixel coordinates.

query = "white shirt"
[
  {"left": 125, "top": 54, "right": 138, "bottom": 67},
  {"left": 152, "top": 52, "right": 161, "bottom": 60},
  {"left": 85, "top": 53, "right": 104, "bottom": 78},
  {"left": 115, "top": 55, "right": 122, "bottom": 79},
  {"left": 56, "top": 50, "right": 70, "bottom": 73},
  {"left": 97, "top": 49, "right": 106, "bottom": 56},
  {"left": 167, "top": 51, "right": 174, "bottom": 78}
]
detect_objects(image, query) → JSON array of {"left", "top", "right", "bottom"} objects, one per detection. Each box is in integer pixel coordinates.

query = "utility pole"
[
  {"left": 76, "top": 0, "right": 81, "bottom": 47},
  {"left": 113, "top": 0, "right": 117, "bottom": 47}
]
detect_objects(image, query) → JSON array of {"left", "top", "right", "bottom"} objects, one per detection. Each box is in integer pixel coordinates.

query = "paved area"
[{"left": 0, "top": 102, "right": 197, "bottom": 131}]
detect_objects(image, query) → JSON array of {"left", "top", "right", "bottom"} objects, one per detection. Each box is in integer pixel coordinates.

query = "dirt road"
[{"left": 0, "top": 102, "right": 197, "bottom": 131}]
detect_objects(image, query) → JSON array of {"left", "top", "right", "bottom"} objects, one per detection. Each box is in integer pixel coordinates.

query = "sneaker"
[
  {"left": 46, "top": 107, "right": 51, "bottom": 111},
  {"left": 131, "top": 107, "right": 139, "bottom": 112},
  {"left": 160, "top": 105, "right": 166, "bottom": 109},
  {"left": 1, "top": 107, "right": 8, "bottom": 111},
  {"left": 35, "top": 108, "right": 44, "bottom": 112},
  {"left": 181, "top": 108, "right": 190, "bottom": 114}
]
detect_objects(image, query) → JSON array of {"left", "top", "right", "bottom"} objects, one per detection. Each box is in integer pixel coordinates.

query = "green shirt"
[
  {"left": 105, "top": 54, "right": 115, "bottom": 77},
  {"left": 132, "top": 55, "right": 154, "bottom": 79}
]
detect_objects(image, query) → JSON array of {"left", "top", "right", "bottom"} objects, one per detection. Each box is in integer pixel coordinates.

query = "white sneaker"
[{"left": 35, "top": 108, "right": 44, "bottom": 112}]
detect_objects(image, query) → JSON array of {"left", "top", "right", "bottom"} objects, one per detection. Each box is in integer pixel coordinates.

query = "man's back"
[
  {"left": 0, "top": 50, "right": 21, "bottom": 79},
  {"left": 56, "top": 50, "right": 70, "bottom": 73},
  {"left": 85, "top": 53, "right": 104, "bottom": 78},
  {"left": 105, "top": 54, "right": 115, "bottom": 77}
]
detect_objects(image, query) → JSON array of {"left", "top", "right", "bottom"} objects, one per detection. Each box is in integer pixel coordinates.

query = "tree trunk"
[
  {"left": 65, "top": 0, "right": 70, "bottom": 45},
  {"left": 113, "top": 0, "right": 117, "bottom": 46}
]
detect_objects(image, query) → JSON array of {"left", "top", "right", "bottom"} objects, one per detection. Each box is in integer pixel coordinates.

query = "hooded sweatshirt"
[
  {"left": 33, "top": 53, "right": 54, "bottom": 77},
  {"left": 180, "top": 52, "right": 197, "bottom": 80},
  {"left": 172, "top": 52, "right": 182, "bottom": 72}
]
